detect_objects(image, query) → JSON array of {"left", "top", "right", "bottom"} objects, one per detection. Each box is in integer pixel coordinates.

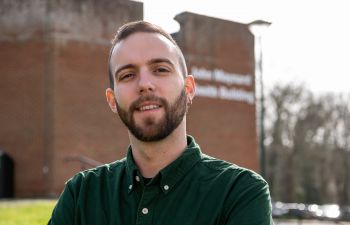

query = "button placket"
[{"left": 136, "top": 186, "right": 159, "bottom": 225}]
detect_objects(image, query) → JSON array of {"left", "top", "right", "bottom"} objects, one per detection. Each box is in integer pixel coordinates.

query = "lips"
[
  {"left": 135, "top": 101, "right": 162, "bottom": 112},
  {"left": 130, "top": 95, "right": 166, "bottom": 114},
  {"left": 138, "top": 104, "right": 161, "bottom": 111}
]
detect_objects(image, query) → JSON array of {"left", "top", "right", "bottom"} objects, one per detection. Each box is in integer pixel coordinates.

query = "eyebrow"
[
  {"left": 147, "top": 58, "right": 175, "bottom": 68},
  {"left": 114, "top": 58, "right": 175, "bottom": 78}
]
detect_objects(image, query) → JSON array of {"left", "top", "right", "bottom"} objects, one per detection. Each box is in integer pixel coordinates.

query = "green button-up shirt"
[{"left": 48, "top": 136, "right": 273, "bottom": 225}]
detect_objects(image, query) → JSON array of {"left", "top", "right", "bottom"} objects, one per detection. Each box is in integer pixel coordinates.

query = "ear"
[
  {"left": 106, "top": 88, "right": 118, "bottom": 113},
  {"left": 184, "top": 75, "right": 195, "bottom": 100}
]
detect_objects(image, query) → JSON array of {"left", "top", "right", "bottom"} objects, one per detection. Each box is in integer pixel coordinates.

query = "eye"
[
  {"left": 119, "top": 72, "right": 135, "bottom": 81},
  {"left": 153, "top": 66, "right": 170, "bottom": 74}
]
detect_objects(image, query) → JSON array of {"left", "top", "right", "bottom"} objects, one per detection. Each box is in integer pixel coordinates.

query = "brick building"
[{"left": 0, "top": 0, "right": 257, "bottom": 197}]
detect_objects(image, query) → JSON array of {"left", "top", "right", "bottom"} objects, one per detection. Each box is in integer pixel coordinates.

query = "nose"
[{"left": 138, "top": 68, "right": 155, "bottom": 94}]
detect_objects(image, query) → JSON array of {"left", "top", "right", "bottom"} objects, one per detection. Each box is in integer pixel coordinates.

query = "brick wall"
[
  {"left": 0, "top": 0, "right": 142, "bottom": 197},
  {"left": 0, "top": 3, "right": 258, "bottom": 197},
  {"left": 174, "top": 12, "right": 258, "bottom": 170}
]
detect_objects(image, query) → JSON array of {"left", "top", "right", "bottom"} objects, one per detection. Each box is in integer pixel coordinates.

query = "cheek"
[
  {"left": 161, "top": 75, "right": 184, "bottom": 90},
  {"left": 168, "top": 79, "right": 185, "bottom": 97},
  {"left": 115, "top": 89, "right": 131, "bottom": 109}
]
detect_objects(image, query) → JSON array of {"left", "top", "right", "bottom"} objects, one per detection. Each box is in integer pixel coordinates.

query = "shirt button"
[
  {"left": 135, "top": 176, "right": 140, "bottom": 182},
  {"left": 164, "top": 185, "right": 169, "bottom": 190},
  {"left": 142, "top": 208, "right": 149, "bottom": 215},
  {"left": 128, "top": 184, "right": 132, "bottom": 190}
]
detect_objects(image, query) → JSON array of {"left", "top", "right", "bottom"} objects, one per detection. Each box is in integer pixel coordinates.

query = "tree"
[
  {"left": 265, "top": 83, "right": 350, "bottom": 205},
  {"left": 265, "top": 83, "right": 307, "bottom": 202}
]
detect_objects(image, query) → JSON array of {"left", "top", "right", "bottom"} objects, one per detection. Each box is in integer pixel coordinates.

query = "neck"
[{"left": 129, "top": 120, "right": 187, "bottom": 178}]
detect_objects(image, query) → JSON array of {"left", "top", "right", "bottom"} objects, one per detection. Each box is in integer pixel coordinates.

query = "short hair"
[{"left": 108, "top": 21, "right": 188, "bottom": 89}]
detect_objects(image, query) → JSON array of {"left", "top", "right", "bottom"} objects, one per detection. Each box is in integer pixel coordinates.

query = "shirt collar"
[{"left": 125, "top": 135, "right": 202, "bottom": 194}]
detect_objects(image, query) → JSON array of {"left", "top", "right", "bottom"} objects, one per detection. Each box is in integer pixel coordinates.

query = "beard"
[{"left": 116, "top": 89, "right": 187, "bottom": 142}]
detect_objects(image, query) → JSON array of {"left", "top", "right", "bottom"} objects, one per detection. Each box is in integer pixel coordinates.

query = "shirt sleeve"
[
  {"left": 222, "top": 171, "right": 274, "bottom": 225},
  {"left": 47, "top": 180, "right": 76, "bottom": 225}
]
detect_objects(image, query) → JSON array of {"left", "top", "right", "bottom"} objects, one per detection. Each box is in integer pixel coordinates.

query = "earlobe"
[{"left": 106, "top": 88, "right": 118, "bottom": 113}]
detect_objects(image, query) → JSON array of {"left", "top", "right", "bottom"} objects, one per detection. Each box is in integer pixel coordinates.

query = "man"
[{"left": 48, "top": 21, "right": 273, "bottom": 225}]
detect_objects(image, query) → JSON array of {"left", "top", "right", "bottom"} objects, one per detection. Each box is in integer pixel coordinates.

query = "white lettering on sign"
[
  {"left": 196, "top": 84, "right": 255, "bottom": 105},
  {"left": 219, "top": 86, "right": 254, "bottom": 104},
  {"left": 191, "top": 66, "right": 255, "bottom": 104},
  {"left": 195, "top": 84, "right": 217, "bottom": 98},
  {"left": 214, "top": 69, "right": 252, "bottom": 86},
  {"left": 191, "top": 66, "right": 252, "bottom": 86},
  {"left": 191, "top": 67, "right": 212, "bottom": 80}
]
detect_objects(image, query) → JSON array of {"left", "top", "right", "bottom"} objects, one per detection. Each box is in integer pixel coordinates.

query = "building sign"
[{"left": 191, "top": 66, "right": 255, "bottom": 104}]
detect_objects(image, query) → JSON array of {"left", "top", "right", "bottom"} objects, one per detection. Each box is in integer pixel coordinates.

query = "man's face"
[{"left": 108, "top": 32, "right": 188, "bottom": 142}]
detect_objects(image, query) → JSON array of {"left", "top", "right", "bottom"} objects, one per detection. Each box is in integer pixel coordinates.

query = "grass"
[{"left": 0, "top": 199, "right": 57, "bottom": 225}]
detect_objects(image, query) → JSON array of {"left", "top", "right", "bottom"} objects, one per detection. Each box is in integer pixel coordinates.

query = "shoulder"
[
  {"left": 198, "top": 155, "right": 273, "bottom": 223},
  {"left": 49, "top": 160, "right": 127, "bottom": 224},
  {"left": 66, "top": 158, "right": 127, "bottom": 187},
  {"left": 200, "top": 153, "right": 267, "bottom": 186}
]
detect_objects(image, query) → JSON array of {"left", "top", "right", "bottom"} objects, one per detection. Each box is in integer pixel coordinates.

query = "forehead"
[{"left": 110, "top": 32, "right": 180, "bottom": 71}]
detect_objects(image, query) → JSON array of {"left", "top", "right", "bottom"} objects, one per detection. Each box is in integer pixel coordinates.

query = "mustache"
[{"left": 129, "top": 95, "right": 167, "bottom": 112}]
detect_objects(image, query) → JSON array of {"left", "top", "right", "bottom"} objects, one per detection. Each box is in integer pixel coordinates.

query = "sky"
[{"left": 139, "top": 0, "right": 350, "bottom": 95}]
